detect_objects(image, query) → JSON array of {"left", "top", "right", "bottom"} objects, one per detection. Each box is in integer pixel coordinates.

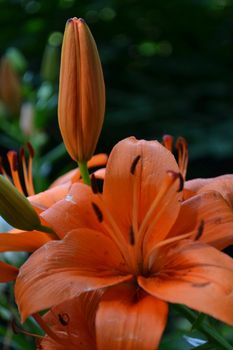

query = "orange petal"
[
  {"left": 169, "top": 190, "right": 233, "bottom": 250},
  {"left": 41, "top": 183, "right": 106, "bottom": 238},
  {"left": 38, "top": 291, "right": 101, "bottom": 350},
  {"left": 0, "top": 261, "right": 18, "bottom": 282},
  {"left": 49, "top": 154, "right": 107, "bottom": 188},
  {"left": 139, "top": 241, "right": 233, "bottom": 326},
  {"left": 15, "top": 229, "right": 132, "bottom": 321},
  {"left": 184, "top": 174, "right": 233, "bottom": 205},
  {"left": 0, "top": 231, "right": 52, "bottom": 252},
  {"left": 103, "top": 137, "right": 181, "bottom": 242},
  {"left": 96, "top": 283, "right": 168, "bottom": 350},
  {"left": 50, "top": 168, "right": 80, "bottom": 188},
  {"left": 29, "top": 183, "right": 70, "bottom": 211}
]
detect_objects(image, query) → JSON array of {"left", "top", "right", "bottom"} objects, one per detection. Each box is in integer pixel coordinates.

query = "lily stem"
[
  {"left": 175, "top": 305, "right": 233, "bottom": 350},
  {"left": 78, "top": 161, "right": 91, "bottom": 186}
]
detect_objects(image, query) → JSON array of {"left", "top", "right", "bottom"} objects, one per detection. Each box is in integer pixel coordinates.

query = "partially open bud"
[
  {"left": 0, "top": 175, "right": 41, "bottom": 231},
  {"left": 0, "top": 57, "right": 21, "bottom": 115},
  {"left": 58, "top": 17, "right": 105, "bottom": 162}
]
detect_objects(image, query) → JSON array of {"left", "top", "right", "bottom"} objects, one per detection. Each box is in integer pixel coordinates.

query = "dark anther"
[
  {"left": 27, "top": 142, "right": 35, "bottom": 158},
  {"left": 58, "top": 313, "right": 70, "bottom": 326},
  {"left": 19, "top": 147, "right": 25, "bottom": 160},
  {"left": 129, "top": 226, "right": 135, "bottom": 245},
  {"left": 130, "top": 155, "right": 141, "bottom": 175},
  {"left": 177, "top": 173, "right": 184, "bottom": 192},
  {"left": 91, "top": 174, "right": 99, "bottom": 194},
  {"left": 12, "top": 152, "right": 18, "bottom": 171},
  {"left": 194, "top": 220, "right": 205, "bottom": 241},
  {"left": 91, "top": 202, "right": 103, "bottom": 222}
]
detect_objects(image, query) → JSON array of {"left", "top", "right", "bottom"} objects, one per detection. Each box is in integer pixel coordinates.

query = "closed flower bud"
[
  {"left": 0, "top": 175, "right": 40, "bottom": 231},
  {"left": 58, "top": 17, "right": 105, "bottom": 162}
]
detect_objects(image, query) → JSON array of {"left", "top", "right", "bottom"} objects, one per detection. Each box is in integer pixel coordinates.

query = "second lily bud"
[{"left": 58, "top": 17, "right": 105, "bottom": 162}]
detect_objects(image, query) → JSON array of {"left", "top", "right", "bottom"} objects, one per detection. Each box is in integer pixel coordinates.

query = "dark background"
[{"left": 1, "top": 0, "right": 233, "bottom": 184}]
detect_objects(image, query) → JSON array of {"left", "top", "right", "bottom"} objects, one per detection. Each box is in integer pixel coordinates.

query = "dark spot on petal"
[
  {"left": 58, "top": 313, "right": 70, "bottom": 326},
  {"left": 191, "top": 282, "right": 210, "bottom": 288},
  {"left": 130, "top": 155, "right": 141, "bottom": 175},
  {"left": 91, "top": 202, "right": 103, "bottom": 222},
  {"left": 91, "top": 174, "right": 99, "bottom": 194},
  {"left": 129, "top": 226, "right": 135, "bottom": 245},
  {"left": 194, "top": 220, "right": 205, "bottom": 241}
]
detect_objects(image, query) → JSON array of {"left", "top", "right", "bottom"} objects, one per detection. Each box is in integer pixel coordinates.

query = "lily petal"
[
  {"left": 37, "top": 291, "right": 102, "bottom": 350},
  {"left": 29, "top": 183, "right": 70, "bottom": 211},
  {"left": 96, "top": 283, "right": 168, "bottom": 350},
  {"left": 139, "top": 241, "right": 233, "bottom": 326},
  {"left": 15, "top": 229, "right": 131, "bottom": 321},
  {"left": 169, "top": 191, "right": 233, "bottom": 250},
  {"left": 0, "top": 231, "right": 52, "bottom": 252},
  {"left": 103, "top": 137, "right": 181, "bottom": 242},
  {"left": 0, "top": 261, "right": 18, "bottom": 282},
  {"left": 41, "top": 183, "right": 106, "bottom": 238}
]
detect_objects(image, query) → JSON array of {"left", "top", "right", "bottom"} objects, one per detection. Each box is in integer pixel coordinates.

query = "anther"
[
  {"left": 166, "top": 170, "right": 183, "bottom": 192},
  {"left": 58, "top": 313, "right": 70, "bottom": 326},
  {"left": 91, "top": 174, "right": 99, "bottom": 194},
  {"left": 11, "top": 319, "right": 42, "bottom": 338},
  {"left": 27, "top": 142, "right": 34, "bottom": 158},
  {"left": 10, "top": 151, "right": 18, "bottom": 171},
  {"left": 91, "top": 202, "right": 103, "bottom": 222},
  {"left": 130, "top": 155, "right": 141, "bottom": 175},
  {"left": 19, "top": 146, "right": 25, "bottom": 160},
  {"left": 194, "top": 220, "right": 205, "bottom": 241},
  {"left": 129, "top": 226, "right": 135, "bottom": 245}
]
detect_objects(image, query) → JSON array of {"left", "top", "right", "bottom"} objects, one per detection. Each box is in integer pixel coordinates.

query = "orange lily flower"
[
  {"left": 15, "top": 137, "right": 233, "bottom": 349},
  {"left": 0, "top": 147, "right": 107, "bottom": 282}
]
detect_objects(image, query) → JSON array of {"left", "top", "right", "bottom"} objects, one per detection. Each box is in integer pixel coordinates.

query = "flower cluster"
[{"left": 0, "top": 17, "right": 233, "bottom": 350}]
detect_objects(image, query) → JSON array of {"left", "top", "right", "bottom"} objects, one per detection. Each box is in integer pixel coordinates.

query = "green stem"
[
  {"left": 37, "top": 224, "right": 59, "bottom": 239},
  {"left": 78, "top": 161, "right": 91, "bottom": 186},
  {"left": 175, "top": 305, "right": 233, "bottom": 350}
]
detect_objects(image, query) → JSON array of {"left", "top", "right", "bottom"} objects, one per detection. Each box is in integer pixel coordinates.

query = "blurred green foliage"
[
  {"left": 0, "top": 0, "right": 233, "bottom": 183},
  {"left": 0, "top": 0, "right": 233, "bottom": 348}
]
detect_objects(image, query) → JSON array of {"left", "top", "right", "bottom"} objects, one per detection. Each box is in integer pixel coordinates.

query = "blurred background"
[{"left": 0, "top": 0, "right": 233, "bottom": 348}]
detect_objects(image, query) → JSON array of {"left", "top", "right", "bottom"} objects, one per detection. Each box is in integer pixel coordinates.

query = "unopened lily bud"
[
  {"left": 58, "top": 17, "right": 105, "bottom": 162},
  {"left": 0, "top": 175, "right": 40, "bottom": 231},
  {"left": 0, "top": 57, "right": 21, "bottom": 115}
]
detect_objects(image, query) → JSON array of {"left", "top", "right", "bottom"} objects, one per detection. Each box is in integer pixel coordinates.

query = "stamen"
[
  {"left": 58, "top": 313, "right": 70, "bottom": 326},
  {"left": 129, "top": 226, "right": 135, "bottom": 245},
  {"left": 91, "top": 202, "right": 103, "bottom": 222},
  {"left": 7, "top": 151, "right": 24, "bottom": 194},
  {"left": 12, "top": 319, "right": 42, "bottom": 338},
  {"left": 20, "top": 147, "right": 31, "bottom": 196},
  {"left": 194, "top": 220, "right": 205, "bottom": 241},
  {"left": 169, "top": 172, "right": 184, "bottom": 192},
  {"left": 162, "top": 135, "right": 174, "bottom": 152},
  {"left": 33, "top": 313, "right": 61, "bottom": 343},
  {"left": 130, "top": 155, "right": 141, "bottom": 175},
  {"left": 0, "top": 157, "right": 10, "bottom": 179},
  {"left": 137, "top": 171, "right": 180, "bottom": 255},
  {"left": 27, "top": 142, "right": 35, "bottom": 195},
  {"left": 176, "top": 137, "right": 188, "bottom": 180},
  {"left": 91, "top": 173, "right": 99, "bottom": 194}
]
